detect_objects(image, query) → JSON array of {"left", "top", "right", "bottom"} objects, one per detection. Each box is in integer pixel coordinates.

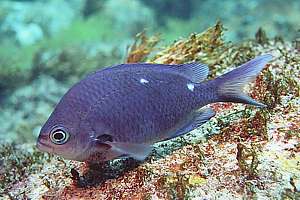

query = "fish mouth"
[
  {"left": 36, "top": 140, "right": 51, "bottom": 149},
  {"left": 36, "top": 134, "right": 54, "bottom": 153},
  {"left": 37, "top": 134, "right": 48, "bottom": 140}
]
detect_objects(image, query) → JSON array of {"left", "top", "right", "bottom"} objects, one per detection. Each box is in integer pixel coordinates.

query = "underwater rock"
[
  {"left": 0, "top": 143, "right": 50, "bottom": 197},
  {"left": 190, "top": 0, "right": 300, "bottom": 41},
  {"left": 82, "top": 0, "right": 104, "bottom": 18},
  {"left": 0, "top": 62, "right": 30, "bottom": 97},
  {"left": 103, "top": 0, "right": 156, "bottom": 37},
  {"left": 0, "top": 0, "right": 84, "bottom": 46},
  {"left": 1, "top": 23, "right": 300, "bottom": 199},
  {"left": 13, "top": 23, "right": 44, "bottom": 46},
  {"left": 32, "top": 42, "right": 122, "bottom": 84},
  {"left": 142, "top": 0, "right": 196, "bottom": 25},
  {"left": 0, "top": 75, "right": 67, "bottom": 143}
]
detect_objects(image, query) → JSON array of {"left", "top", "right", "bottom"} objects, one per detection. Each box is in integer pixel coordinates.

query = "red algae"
[{"left": 210, "top": 102, "right": 234, "bottom": 113}]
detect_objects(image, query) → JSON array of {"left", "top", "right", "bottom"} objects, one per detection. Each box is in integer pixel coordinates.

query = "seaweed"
[
  {"left": 293, "top": 30, "right": 300, "bottom": 52},
  {"left": 255, "top": 27, "right": 269, "bottom": 45},
  {"left": 149, "top": 21, "right": 225, "bottom": 65},
  {"left": 236, "top": 142, "right": 261, "bottom": 183},
  {"left": 126, "top": 31, "right": 160, "bottom": 63}
]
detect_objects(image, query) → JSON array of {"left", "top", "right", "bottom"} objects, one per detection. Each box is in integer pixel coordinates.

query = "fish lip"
[
  {"left": 36, "top": 138, "right": 54, "bottom": 153},
  {"left": 38, "top": 134, "right": 48, "bottom": 140}
]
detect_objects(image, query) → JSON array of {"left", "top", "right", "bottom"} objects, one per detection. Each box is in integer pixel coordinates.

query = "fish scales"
[
  {"left": 83, "top": 67, "right": 199, "bottom": 143},
  {"left": 37, "top": 55, "right": 273, "bottom": 162}
]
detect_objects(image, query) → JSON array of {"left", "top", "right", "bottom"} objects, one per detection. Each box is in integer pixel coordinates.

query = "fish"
[{"left": 36, "top": 54, "right": 272, "bottom": 162}]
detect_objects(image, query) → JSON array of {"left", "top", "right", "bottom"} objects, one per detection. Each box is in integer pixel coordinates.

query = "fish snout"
[
  {"left": 36, "top": 133, "right": 53, "bottom": 152},
  {"left": 36, "top": 140, "right": 43, "bottom": 151}
]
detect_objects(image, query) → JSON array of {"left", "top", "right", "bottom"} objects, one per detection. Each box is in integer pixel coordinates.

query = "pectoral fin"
[{"left": 105, "top": 142, "right": 153, "bottom": 161}]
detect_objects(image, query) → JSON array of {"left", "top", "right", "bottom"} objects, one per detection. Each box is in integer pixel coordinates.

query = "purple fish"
[{"left": 36, "top": 54, "right": 272, "bottom": 162}]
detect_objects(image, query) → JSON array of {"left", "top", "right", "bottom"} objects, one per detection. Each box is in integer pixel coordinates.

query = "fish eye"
[{"left": 50, "top": 127, "right": 69, "bottom": 145}]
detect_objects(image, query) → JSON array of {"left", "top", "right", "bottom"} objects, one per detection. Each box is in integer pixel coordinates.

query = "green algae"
[
  {"left": 0, "top": 75, "right": 68, "bottom": 143},
  {"left": 31, "top": 44, "right": 121, "bottom": 85},
  {"left": 0, "top": 13, "right": 127, "bottom": 94}
]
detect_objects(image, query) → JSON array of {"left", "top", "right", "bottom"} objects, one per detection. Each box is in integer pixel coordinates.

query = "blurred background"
[{"left": 0, "top": 0, "right": 299, "bottom": 144}]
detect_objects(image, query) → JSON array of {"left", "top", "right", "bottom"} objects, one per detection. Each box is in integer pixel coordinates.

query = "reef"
[{"left": 0, "top": 22, "right": 299, "bottom": 199}]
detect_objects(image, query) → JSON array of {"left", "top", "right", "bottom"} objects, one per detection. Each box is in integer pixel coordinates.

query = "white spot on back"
[
  {"left": 140, "top": 78, "right": 149, "bottom": 84},
  {"left": 187, "top": 83, "right": 194, "bottom": 91}
]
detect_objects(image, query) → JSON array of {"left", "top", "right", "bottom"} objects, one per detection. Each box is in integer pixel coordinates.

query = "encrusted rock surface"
[{"left": 1, "top": 24, "right": 299, "bottom": 199}]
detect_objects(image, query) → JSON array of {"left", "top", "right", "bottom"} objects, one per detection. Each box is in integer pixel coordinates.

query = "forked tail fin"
[{"left": 215, "top": 54, "right": 273, "bottom": 107}]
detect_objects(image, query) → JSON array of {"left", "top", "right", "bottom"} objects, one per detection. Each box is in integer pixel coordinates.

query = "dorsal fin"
[
  {"left": 99, "top": 62, "right": 209, "bottom": 83},
  {"left": 172, "top": 62, "right": 209, "bottom": 83}
]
